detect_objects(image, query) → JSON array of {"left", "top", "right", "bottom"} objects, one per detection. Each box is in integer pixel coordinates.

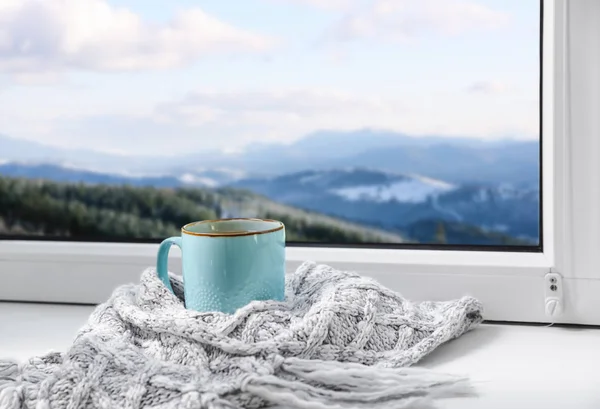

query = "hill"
[
  {"left": 0, "top": 176, "right": 405, "bottom": 244},
  {"left": 233, "top": 168, "right": 540, "bottom": 244},
  {"left": 0, "top": 165, "right": 539, "bottom": 246}
]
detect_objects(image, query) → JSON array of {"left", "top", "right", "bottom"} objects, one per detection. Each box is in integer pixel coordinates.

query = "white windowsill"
[{"left": 2, "top": 302, "right": 600, "bottom": 409}]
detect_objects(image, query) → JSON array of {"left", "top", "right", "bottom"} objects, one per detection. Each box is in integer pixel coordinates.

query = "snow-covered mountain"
[
  {"left": 0, "top": 161, "right": 540, "bottom": 244},
  {"left": 273, "top": 168, "right": 457, "bottom": 203},
  {"left": 175, "top": 168, "right": 246, "bottom": 187},
  {"left": 0, "top": 131, "right": 539, "bottom": 186},
  {"left": 332, "top": 175, "right": 456, "bottom": 204},
  {"left": 0, "top": 162, "right": 243, "bottom": 188},
  {"left": 233, "top": 168, "right": 540, "bottom": 242}
]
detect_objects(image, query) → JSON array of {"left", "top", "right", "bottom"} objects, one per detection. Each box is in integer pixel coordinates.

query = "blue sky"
[{"left": 0, "top": 0, "right": 540, "bottom": 156}]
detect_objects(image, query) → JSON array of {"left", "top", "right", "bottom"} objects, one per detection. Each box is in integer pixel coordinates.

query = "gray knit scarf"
[{"left": 0, "top": 261, "right": 483, "bottom": 409}]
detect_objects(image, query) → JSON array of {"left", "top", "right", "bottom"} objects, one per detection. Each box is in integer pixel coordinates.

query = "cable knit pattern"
[{"left": 0, "top": 261, "right": 483, "bottom": 409}]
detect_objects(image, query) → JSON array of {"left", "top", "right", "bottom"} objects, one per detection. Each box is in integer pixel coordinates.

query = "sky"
[{"left": 0, "top": 0, "right": 541, "bottom": 156}]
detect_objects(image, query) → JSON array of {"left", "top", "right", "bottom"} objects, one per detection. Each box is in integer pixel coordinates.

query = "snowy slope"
[
  {"left": 178, "top": 173, "right": 219, "bottom": 187},
  {"left": 232, "top": 168, "right": 539, "bottom": 241},
  {"left": 0, "top": 162, "right": 223, "bottom": 188},
  {"left": 332, "top": 175, "right": 455, "bottom": 203}
]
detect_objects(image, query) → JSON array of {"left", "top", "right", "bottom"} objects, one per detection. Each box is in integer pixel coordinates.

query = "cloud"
[
  {"left": 467, "top": 81, "right": 509, "bottom": 94},
  {"left": 1, "top": 87, "right": 537, "bottom": 157},
  {"left": 267, "top": 0, "right": 352, "bottom": 10},
  {"left": 159, "top": 89, "right": 396, "bottom": 117},
  {"left": 21, "top": 89, "right": 405, "bottom": 155},
  {"left": 10, "top": 71, "right": 64, "bottom": 85},
  {"left": 0, "top": 0, "right": 275, "bottom": 74},
  {"left": 330, "top": 0, "right": 510, "bottom": 43},
  {"left": 154, "top": 89, "right": 402, "bottom": 131},
  {"left": 151, "top": 89, "right": 405, "bottom": 150}
]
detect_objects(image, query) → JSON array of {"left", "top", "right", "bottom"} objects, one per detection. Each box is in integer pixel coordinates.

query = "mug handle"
[{"left": 156, "top": 236, "right": 182, "bottom": 293}]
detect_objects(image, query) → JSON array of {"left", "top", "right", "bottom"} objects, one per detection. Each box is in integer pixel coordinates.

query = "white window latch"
[{"left": 544, "top": 272, "right": 564, "bottom": 317}]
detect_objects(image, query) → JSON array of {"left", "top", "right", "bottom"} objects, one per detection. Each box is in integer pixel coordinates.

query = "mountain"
[
  {"left": 240, "top": 129, "right": 412, "bottom": 161},
  {"left": 235, "top": 168, "right": 455, "bottom": 202},
  {"left": 178, "top": 130, "right": 539, "bottom": 185},
  {"left": 0, "top": 134, "right": 64, "bottom": 160},
  {"left": 333, "top": 139, "right": 540, "bottom": 185},
  {"left": 170, "top": 168, "right": 247, "bottom": 187},
  {"left": 285, "top": 129, "right": 528, "bottom": 152},
  {"left": 0, "top": 162, "right": 242, "bottom": 188},
  {"left": 0, "top": 130, "right": 538, "bottom": 185},
  {"left": 0, "top": 134, "right": 209, "bottom": 175},
  {"left": 232, "top": 168, "right": 540, "bottom": 243},
  {"left": 0, "top": 134, "right": 131, "bottom": 169},
  {"left": 0, "top": 161, "right": 539, "bottom": 245}
]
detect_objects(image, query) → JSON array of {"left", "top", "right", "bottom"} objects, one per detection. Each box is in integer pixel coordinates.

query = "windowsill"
[{"left": 2, "top": 302, "right": 600, "bottom": 409}]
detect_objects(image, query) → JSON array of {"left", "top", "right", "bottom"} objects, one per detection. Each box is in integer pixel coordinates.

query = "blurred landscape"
[
  {"left": 0, "top": 0, "right": 540, "bottom": 247},
  {"left": 0, "top": 131, "right": 539, "bottom": 246}
]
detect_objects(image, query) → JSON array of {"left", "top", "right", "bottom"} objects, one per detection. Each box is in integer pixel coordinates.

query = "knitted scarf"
[{"left": 0, "top": 261, "right": 483, "bottom": 409}]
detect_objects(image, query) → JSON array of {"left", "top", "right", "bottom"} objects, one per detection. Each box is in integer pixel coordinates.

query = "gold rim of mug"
[{"left": 181, "top": 218, "right": 285, "bottom": 237}]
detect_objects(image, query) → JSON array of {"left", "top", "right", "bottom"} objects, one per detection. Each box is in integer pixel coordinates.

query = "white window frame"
[{"left": 2, "top": 0, "right": 599, "bottom": 325}]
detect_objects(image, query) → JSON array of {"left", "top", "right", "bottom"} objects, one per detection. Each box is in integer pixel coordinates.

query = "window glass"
[{"left": 0, "top": 0, "right": 541, "bottom": 249}]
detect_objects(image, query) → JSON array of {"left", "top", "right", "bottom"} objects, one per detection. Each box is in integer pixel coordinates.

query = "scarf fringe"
[
  {"left": 243, "top": 357, "right": 474, "bottom": 409},
  {"left": 0, "top": 357, "right": 473, "bottom": 409}
]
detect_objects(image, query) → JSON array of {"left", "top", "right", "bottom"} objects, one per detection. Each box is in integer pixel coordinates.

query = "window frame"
[{"left": 3, "top": 0, "right": 598, "bottom": 325}]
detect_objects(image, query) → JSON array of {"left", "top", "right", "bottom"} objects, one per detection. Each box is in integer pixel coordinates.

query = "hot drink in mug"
[{"left": 156, "top": 218, "right": 285, "bottom": 313}]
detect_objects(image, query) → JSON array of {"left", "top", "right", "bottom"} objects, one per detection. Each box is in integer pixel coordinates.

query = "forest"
[{"left": 0, "top": 176, "right": 405, "bottom": 244}]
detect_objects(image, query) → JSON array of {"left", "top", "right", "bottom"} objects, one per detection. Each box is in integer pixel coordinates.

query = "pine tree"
[{"left": 434, "top": 222, "right": 448, "bottom": 244}]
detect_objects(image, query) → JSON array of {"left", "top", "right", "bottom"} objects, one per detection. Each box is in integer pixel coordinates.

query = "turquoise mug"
[{"left": 156, "top": 218, "right": 286, "bottom": 313}]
